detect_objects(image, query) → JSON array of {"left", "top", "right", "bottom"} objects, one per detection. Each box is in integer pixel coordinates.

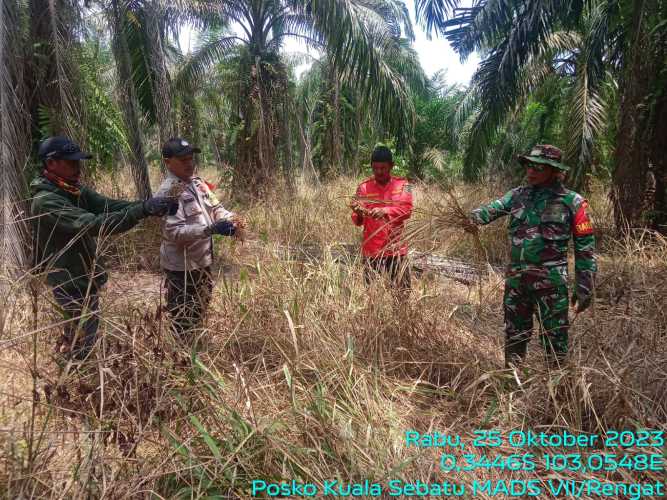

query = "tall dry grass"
[{"left": 0, "top": 166, "right": 665, "bottom": 498}]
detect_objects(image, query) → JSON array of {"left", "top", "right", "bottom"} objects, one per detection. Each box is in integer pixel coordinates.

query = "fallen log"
[{"left": 263, "top": 241, "right": 501, "bottom": 285}]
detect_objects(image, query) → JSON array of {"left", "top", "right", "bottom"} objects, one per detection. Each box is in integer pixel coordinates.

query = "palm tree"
[
  {"left": 611, "top": 0, "right": 666, "bottom": 231},
  {"left": 177, "top": 0, "right": 418, "bottom": 194},
  {"left": 108, "top": 0, "right": 153, "bottom": 199},
  {"left": 3, "top": 0, "right": 87, "bottom": 273},
  {"left": 298, "top": 36, "right": 428, "bottom": 177},
  {"left": 415, "top": 0, "right": 666, "bottom": 231},
  {"left": 1, "top": 0, "right": 32, "bottom": 276},
  {"left": 144, "top": 0, "right": 177, "bottom": 143},
  {"left": 26, "top": 0, "right": 83, "bottom": 141},
  {"left": 415, "top": 0, "right": 606, "bottom": 180}
]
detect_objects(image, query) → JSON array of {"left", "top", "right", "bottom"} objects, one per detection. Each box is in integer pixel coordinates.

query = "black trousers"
[
  {"left": 164, "top": 267, "right": 213, "bottom": 339},
  {"left": 52, "top": 287, "right": 100, "bottom": 360},
  {"left": 363, "top": 255, "right": 411, "bottom": 291}
]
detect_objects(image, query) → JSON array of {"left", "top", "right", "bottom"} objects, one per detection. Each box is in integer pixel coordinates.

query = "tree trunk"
[
  {"left": 316, "top": 63, "right": 343, "bottom": 179},
  {"left": 1, "top": 0, "right": 31, "bottom": 276},
  {"left": 283, "top": 99, "right": 295, "bottom": 192},
  {"left": 331, "top": 66, "right": 342, "bottom": 173},
  {"left": 110, "top": 0, "right": 152, "bottom": 199},
  {"left": 352, "top": 98, "right": 362, "bottom": 175},
  {"left": 612, "top": 0, "right": 666, "bottom": 233},
  {"left": 234, "top": 56, "right": 282, "bottom": 197},
  {"left": 178, "top": 90, "right": 200, "bottom": 161},
  {"left": 26, "top": 0, "right": 82, "bottom": 140},
  {"left": 145, "top": 0, "right": 174, "bottom": 144}
]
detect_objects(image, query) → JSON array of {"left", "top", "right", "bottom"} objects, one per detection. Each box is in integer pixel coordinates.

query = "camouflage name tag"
[{"left": 541, "top": 204, "right": 568, "bottom": 223}]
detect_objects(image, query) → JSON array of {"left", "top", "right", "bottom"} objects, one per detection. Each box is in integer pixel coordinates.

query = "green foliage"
[
  {"left": 124, "top": 6, "right": 157, "bottom": 126},
  {"left": 415, "top": 0, "right": 623, "bottom": 186},
  {"left": 36, "top": 105, "right": 56, "bottom": 139},
  {"left": 409, "top": 79, "right": 467, "bottom": 180},
  {"left": 307, "top": 62, "right": 363, "bottom": 176},
  {"left": 79, "top": 44, "right": 130, "bottom": 169},
  {"left": 35, "top": 42, "right": 129, "bottom": 172},
  {"left": 592, "top": 74, "right": 619, "bottom": 180}
]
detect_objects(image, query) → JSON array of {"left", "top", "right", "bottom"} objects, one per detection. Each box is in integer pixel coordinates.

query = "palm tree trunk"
[
  {"left": 298, "top": 112, "right": 318, "bottom": 185},
  {"left": 352, "top": 96, "right": 362, "bottom": 175},
  {"left": 26, "top": 0, "right": 81, "bottom": 140},
  {"left": 178, "top": 90, "right": 200, "bottom": 157},
  {"left": 283, "top": 99, "right": 295, "bottom": 192},
  {"left": 612, "top": 0, "right": 666, "bottom": 232},
  {"left": 145, "top": 0, "right": 174, "bottom": 144},
  {"left": 234, "top": 56, "right": 279, "bottom": 196},
  {"left": 110, "top": 0, "right": 152, "bottom": 199},
  {"left": 331, "top": 66, "right": 342, "bottom": 173},
  {"left": 1, "top": 0, "right": 31, "bottom": 276}
]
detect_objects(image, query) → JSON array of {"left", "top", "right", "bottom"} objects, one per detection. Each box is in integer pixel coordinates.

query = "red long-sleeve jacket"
[{"left": 351, "top": 176, "right": 413, "bottom": 257}]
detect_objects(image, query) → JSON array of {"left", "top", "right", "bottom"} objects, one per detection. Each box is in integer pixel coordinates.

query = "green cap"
[{"left": 518, "top": 144, "right": 569, "bottom": 171}]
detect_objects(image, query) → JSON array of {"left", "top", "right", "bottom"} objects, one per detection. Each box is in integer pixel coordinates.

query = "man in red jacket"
[{"left": 350, "top": 145, "right": 414, "bottom": 290}]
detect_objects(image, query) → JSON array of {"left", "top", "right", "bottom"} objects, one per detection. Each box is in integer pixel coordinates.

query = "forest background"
[{"left": 3, "top": 0, "right": 666, "bottom": 253}]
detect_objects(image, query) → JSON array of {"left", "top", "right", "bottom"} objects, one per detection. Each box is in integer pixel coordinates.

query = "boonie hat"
[
  {"left": 38, "top": 136, "right": 93, "bottom": 161},
  {"left": 162, "top": 138, "right": 201, "bottom": 158},
  {"left": 518, "top": 144, "right": 569, "bottom": 171}
]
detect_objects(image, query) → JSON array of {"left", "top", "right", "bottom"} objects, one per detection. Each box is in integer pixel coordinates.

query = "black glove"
[
  {"left": 571, "top": 292, "right": 592, "bottom": 313},
  {"left": 209, "top": 219, "right": 236, "bottom": 236},
  {"left": 143, "top": 197, "right": 178, "bottom": 216}
]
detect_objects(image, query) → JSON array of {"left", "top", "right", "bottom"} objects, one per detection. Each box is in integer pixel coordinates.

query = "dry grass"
[{"left": 0, "top": 167, "right": 665, "bottom": 498}]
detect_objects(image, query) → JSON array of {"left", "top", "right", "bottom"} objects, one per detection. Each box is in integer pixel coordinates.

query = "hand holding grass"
[{"left": 231, "top": 215, "right": 247, "bottom": 243}]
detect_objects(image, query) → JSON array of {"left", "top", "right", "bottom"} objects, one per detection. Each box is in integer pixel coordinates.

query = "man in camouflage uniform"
[{"left": 469, "top": 145, "right": 596, "bottom": 367}]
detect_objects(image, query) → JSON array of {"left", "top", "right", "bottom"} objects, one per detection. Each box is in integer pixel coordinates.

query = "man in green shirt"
[
  {"left": 469, "top": 145, "right": 597, "bottom": 367},
  {"left": 30, "top": 136, "right": 176, "bottom": 360}
]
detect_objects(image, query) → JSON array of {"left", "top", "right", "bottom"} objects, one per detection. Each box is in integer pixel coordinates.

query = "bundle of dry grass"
[
  {"left": 405, "top": 186, "right": 478, "bottom": 246},
  {"left": 405, "top": 184, "right": 489, "bottom": 311}
]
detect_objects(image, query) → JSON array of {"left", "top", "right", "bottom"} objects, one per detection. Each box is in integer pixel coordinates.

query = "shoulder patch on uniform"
[
  {"left": 573, "top": 200, "right": 594, "bottom": 236},
  {"left": 403, "top": 183, "right": 413, "bottom": 193}
]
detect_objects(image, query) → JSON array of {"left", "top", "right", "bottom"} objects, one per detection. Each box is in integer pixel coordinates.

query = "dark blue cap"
[
  {"left": 38, "top": 136, "right": 93, "bottom": 161},
  {"left": 161, "top": 137, "right": 201, "bottom": 158}
]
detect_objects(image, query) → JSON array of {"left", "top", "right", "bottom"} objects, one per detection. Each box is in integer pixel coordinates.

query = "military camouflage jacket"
[{"left": 471, "top": 182, "right": 596, "bottom": 298}]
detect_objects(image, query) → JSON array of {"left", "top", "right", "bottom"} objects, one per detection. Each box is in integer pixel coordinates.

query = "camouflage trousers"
[{"left": 503, "top": 265, "right": 569, "bottom": 366}]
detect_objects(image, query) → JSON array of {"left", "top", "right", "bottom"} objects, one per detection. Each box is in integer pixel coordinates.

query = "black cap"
[
  {"left": 38, "top": 136, "right": 93, "bottom": 161},
  {"left": 371, "top": 144, "right": 393, "bottom": 163},
  {"left": 161, "top": 137, "right": 201, "bottom": 158}
]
